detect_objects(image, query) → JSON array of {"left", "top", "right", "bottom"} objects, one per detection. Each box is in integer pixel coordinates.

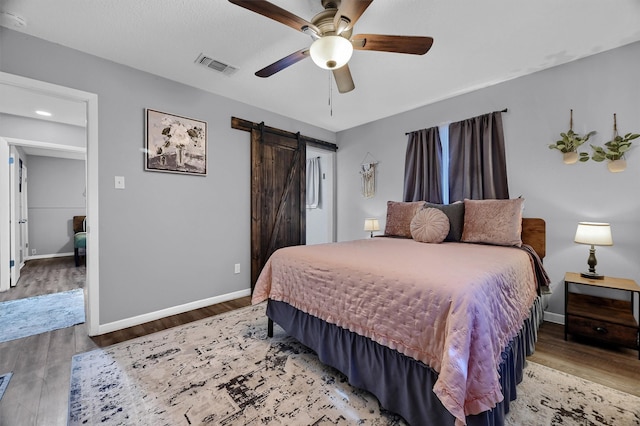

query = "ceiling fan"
[{"left": 228, "top": 0, "right": 434, "bottom": 93}]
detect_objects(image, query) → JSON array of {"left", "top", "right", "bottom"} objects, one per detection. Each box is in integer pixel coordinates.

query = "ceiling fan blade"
[
  {"left": 332, "top": 65, "right": 355, "bottom": 93},
  {"left": 228, "top": 0, "right": 319, "bottom": 34},
  {"left": 255, "top": 49, "right": 310, "bottom": 78},
  {"left": 333, "top": 0, "right": 373, "bottom": 35},
  {"left": 352, "top": 34, "right": 434, "bottom": 55}
]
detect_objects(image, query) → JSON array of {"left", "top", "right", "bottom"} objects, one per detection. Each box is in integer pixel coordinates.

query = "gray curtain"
[
  {"left": 403, "top": 127, "right": 443, "bottom": 203},
  {"left": 448, "top": 111, "right": 509, "bottom": 201}
]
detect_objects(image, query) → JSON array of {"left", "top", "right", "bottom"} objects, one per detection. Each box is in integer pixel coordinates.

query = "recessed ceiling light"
[{"left": 35, "top": 110, "right": 52, "bottom": 117}]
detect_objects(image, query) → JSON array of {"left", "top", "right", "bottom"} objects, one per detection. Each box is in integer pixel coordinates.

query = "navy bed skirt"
[{"left": 266, "top": 296, "right": 543, "bottom": 426}]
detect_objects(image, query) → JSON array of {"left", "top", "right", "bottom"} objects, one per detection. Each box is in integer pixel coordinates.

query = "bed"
[{"left": 252, "top": 199, "right": 549, "bottom": 426}]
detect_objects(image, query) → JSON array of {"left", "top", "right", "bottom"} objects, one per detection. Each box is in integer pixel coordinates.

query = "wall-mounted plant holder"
[
  {"left": 563, "top": 152, "right": 579, "bottom": 164},
  {"left": 548, "top": 109, "right": 595, "bottom": 164},
  {"left": 590, "top": 113, "right": 639, "bottom": 173}
]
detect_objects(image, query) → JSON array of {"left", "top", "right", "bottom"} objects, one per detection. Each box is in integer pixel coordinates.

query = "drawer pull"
[{"left": 593, "top": 326, "right": 608, "bottom": 334}]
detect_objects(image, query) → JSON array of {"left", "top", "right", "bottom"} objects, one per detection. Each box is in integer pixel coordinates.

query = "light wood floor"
[{"left": 0, "top": 258, "right": 638, "bottom": 426}]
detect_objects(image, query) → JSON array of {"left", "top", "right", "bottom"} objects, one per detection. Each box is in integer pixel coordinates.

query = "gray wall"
[
  {"left": 27, "top": 155, "right": 86, "bottom": 255},
  {"left": 1, "top": 28, "right": 335, "bottom": 324},
  {"left": 4, "top": 26, "right": 638, "bottom": 323},
  {"left": 336, "top": 41, "right": 640, "bottom": 319}
]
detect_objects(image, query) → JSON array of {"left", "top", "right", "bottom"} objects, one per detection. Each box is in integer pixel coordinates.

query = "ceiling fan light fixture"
[{"left": 310, "top": 35, "right": 353, "bottom": 70}]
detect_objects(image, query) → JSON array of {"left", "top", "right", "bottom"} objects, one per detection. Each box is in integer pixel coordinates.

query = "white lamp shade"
[
  {"left": 574, "top": 222, "right": 613, "bottom": 246},
  {"left": 310, "top": 35, "right": 353, "bottom": 70},
  {"left": 364, "top": 218, "right": 380, "bottom": 232}
]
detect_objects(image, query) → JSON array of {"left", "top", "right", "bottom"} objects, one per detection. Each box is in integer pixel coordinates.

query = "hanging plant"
[
  {"left": 548, "top": 109, "right": 595, "bottom": 164},
  {"left": 590, "top": 113, "right": 639, "bottom": 172}
]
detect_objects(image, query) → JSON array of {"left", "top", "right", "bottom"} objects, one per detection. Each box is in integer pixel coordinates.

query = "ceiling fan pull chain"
[{"left": 329, "top": 70, "right": 333, "bottom": 117}]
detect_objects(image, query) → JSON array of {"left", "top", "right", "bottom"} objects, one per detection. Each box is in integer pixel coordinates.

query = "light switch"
[{"left": 115, "top": 176, "right": 125, "bottom": 189}]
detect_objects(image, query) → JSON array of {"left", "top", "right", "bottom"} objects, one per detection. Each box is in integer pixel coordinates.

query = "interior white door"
[{"left": 9, "top": 152, "right": 18, "bottom": 286}]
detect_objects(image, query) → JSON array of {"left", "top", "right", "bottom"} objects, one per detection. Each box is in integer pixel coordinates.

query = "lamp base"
[{"left": 580, "top": 271, "right": 604, "bottom": 280}]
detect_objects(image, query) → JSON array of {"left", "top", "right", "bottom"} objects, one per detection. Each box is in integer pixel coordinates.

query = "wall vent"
[{"left": 195, "top": 53, "right": 239, "bottom": 76}]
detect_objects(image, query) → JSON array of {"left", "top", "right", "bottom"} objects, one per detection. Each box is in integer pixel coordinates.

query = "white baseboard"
[
  {"left": 96, "top": 288, "right": 252, "bottom": 335},
  {"left": 544, "top": 311, "right": 565, "bottom": 325},
  {"left": 27, "top": 252, "right": 74, "bottom": 260}
]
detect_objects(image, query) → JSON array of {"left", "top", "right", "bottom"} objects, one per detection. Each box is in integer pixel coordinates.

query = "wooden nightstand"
[{"left": 564, "top": 272, "right": 640, "bottom": 359}]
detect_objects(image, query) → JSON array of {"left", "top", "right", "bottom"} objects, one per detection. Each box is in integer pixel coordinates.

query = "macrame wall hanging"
[{"left": 360, "top": 152, "right": 378, "bottom": 198}]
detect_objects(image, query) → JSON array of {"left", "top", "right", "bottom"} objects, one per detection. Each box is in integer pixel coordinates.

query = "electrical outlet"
[
  {"left": 234, "top": 263, "right": 240, "bottom": 274},
  {"left": 32, "top": 249, "right": 36, "bottom": 255}
]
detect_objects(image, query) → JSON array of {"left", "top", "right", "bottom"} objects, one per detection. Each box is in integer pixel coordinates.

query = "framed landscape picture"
[{"left": 145, "top": 109, "right": 207, "bottom": 176}]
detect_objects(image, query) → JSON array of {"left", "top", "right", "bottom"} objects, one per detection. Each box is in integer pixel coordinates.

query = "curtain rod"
[{"left": 404, "top": 108, "right": 508, "bottom": 135}]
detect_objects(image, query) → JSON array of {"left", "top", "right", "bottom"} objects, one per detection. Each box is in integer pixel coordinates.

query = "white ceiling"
[
  {"left": 0, "top": 84, "right": 86, "bottom": 127},
  {"left": 1, "top": 0, "right": 640, "bottom": 133},
  {"left": 0, "top": 82, "right": 87, "bottom": 159}
]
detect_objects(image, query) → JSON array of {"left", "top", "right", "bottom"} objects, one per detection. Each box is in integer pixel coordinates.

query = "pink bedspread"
[{"left": 252, "top": 238, "right": 537, "bottom": 425}]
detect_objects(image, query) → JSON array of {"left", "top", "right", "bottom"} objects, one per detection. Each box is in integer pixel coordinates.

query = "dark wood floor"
[
  {"left": 0, "top": 257, "right": 251, "bottom": 426},
  {"left": 0, "top": 257, "right": 638, "bottom": 426},
  {"left": 529, "top": 320, "right": 640, "bottom": 397}
]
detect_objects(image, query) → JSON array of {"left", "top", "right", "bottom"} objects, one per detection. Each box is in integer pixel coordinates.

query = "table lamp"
[
  {"left": 574, "top": 222, "right": 613, "bottom": 279},
  {"left": 364, "top": 218, "right": 380, "bottom": 238}
]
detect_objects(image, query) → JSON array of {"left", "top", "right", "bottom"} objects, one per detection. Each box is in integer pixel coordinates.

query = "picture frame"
[{"left": 145, "top": 109, "right": 207, "bottom": 176}]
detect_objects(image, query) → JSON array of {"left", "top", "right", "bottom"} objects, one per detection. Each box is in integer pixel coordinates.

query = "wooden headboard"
[{"left": 522, "top": 218, "right": 546, "bottom": 259}]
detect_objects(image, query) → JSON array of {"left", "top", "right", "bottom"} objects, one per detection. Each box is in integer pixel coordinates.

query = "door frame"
[
  {"left": 19, "top": 161, "right": 28, "bottom": 269},
  {"left": 0, "top": 72, "right": 100, "bottom": 336}
]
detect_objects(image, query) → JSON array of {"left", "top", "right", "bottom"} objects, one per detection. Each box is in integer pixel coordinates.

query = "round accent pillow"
[{"left": 410, "top": 207, "right": 450, "bottom": 243}]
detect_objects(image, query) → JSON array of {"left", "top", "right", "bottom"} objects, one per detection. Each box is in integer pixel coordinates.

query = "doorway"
[
  {"left": 249, "top": 126, "right": 306, "bottom": 290},
  {"left": 306, "top": 146, "right": 336, "bottom": 245},
  {"left": 231, "top": 117, "right": 337, "bottom": 291},
  {"left": 6, "top": 141, "right": 86, "bottom": 285},
  {"left": 0, "top": 72, "right": 100, "bottom": 335}
]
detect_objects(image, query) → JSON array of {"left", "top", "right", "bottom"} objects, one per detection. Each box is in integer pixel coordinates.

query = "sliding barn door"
[{"left": 251, "top": 126, "right": 306, "bottom": 291}]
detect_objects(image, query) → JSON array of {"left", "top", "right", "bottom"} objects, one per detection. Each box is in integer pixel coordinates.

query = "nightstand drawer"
[{"left": 567, "top": 315, "right": 638, "bottom": 348}]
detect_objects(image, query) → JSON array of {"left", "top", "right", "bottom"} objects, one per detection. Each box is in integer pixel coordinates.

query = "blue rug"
[
  {"left": 0, "top": 289, "right": 85, "bottom": 343},
  {"left": 0, "top": 372, "right": 12, "bottom": 401}
]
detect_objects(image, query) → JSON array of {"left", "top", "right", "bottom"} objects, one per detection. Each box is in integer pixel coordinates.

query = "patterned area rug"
[
  {"left": 0, "top": 288, "right": 85, "bottom": 343},
  {"left": 68, "top": 303, "right": 640, "bottom": 426},
  {"left": 0, "top": 373, "right": 12, "bottom": 401},
  {"left": 506, "top": 362, "right": 640, "bottom": 426}
]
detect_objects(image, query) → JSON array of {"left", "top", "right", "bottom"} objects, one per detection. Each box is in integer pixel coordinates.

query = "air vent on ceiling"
[{"left": 195, "top": 53, "right": 239, "bottom": 76}]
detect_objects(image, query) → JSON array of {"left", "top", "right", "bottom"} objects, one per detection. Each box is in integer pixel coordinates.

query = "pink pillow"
[
  {"left": 461, "top": 198, "right": 524, "bottom": 247},
  {"left": 410, "top": 208, "right": 450, "bottom": 243},
  {"left": 384, "top": 201, "right": 425, "bottom": 238}
]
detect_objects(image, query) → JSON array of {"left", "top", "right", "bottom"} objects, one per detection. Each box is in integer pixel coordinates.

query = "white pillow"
[{"left": 410, "top": 208, "right": 450, "bottom": 243}]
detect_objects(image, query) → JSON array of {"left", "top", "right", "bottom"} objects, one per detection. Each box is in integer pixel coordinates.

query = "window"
[{"left": 404, "top": 111, "right": 509, "bottom": 203}]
